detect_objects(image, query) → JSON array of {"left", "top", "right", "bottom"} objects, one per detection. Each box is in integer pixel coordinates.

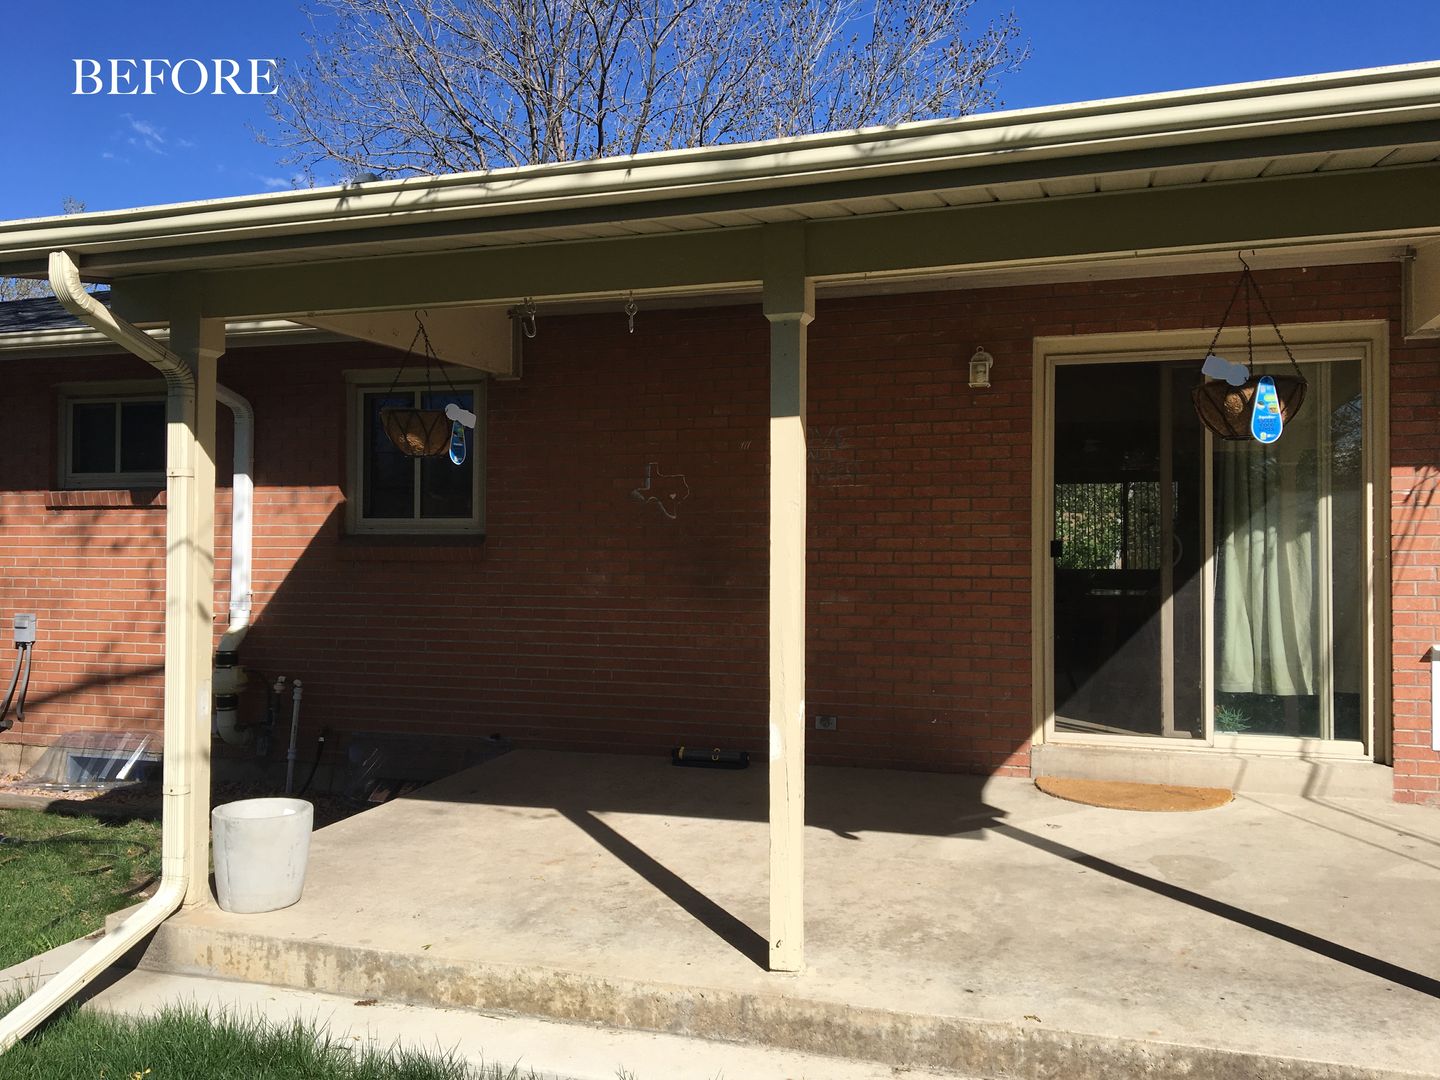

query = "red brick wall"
[
  {"left": 1388, "top": 295, "right": 1440, "bottom": 805},
  {"left": 2, "top": 264, "right": 1435, "bottom": 798},
  {"left": 0, "top": 353, "right": 173, "bottom": 743}
]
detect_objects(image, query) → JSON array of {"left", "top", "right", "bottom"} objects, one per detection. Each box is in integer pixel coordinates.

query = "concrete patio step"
[
  {"left": 129, "top": 918, "right": 1435, "bottom": 1080},
  {"left": 88, "top": 967, "right": 952, "bottom": 1080}
]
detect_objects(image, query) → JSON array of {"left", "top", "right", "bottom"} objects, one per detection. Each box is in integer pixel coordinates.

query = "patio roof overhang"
[{"left": 0, "top": 61, "right": 1439, "bottom": 317}]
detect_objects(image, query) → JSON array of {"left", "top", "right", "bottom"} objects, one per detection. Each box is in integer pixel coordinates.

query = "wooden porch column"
[
  {"left": 763, "top": 224, "right": 813, "bottom": 972},
  {"left": 166, "top": 293, "right": 222, "bottom": 907}
]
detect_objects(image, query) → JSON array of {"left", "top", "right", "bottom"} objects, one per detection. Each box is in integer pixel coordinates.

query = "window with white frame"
[
  {"left": 60, "top": 389, "right": 166, "bottom": 488},
  {"left": 349, "top": 380, "right": 485, "bottom": 534}
]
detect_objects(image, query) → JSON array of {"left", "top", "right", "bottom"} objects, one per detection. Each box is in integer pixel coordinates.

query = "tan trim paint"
[
  {"left": 1404, "top": 240, "right": 1440, "bottom": 338},
  {"left": 763, "top": 224, "right": 812, "bottom": 973},
  {"left": 1032, "top": 322, "right": 1391, "bottom": 764},
  {"left": 105, "top": 165, "right": 1440, "bottom": 324},
  {"left": 0, "top": 267, "right": 220, "bottom": 1051}
]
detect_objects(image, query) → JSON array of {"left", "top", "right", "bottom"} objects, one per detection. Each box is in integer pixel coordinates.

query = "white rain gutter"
[
  {"left": 0, "top": 251, "right": 200, "bottom": 1053},
  {"left": 1, "top": 63, "right": 1440, "bottom": 272}
]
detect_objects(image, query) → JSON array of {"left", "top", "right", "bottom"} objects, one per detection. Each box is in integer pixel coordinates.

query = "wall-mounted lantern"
[{"left": 968, "top": 346, "right": 994, "bottom": 389}]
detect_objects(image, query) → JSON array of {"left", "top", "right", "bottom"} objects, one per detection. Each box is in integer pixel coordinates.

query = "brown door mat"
[{"left": 1036, "top": 776, "right": 1233, "bottom": 812}]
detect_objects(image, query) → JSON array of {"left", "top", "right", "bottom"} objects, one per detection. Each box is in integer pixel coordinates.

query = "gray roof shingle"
[{"left": 0, "top": 291, "right": 110, "bottom": 334}]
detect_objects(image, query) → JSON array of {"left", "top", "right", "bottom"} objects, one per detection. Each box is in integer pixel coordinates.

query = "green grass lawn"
[
  {"left": 3, "top": 1001, "right": 543, "bottom": 1079},
  {"left": 0, "top": 807, "right": 548, "bottom": 1078},
  {"left": 0, "top": 808, "right": 162, "bottom": 970}
]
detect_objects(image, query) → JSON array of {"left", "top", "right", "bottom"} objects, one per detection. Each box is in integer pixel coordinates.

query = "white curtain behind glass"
[{"left": 1215, "top": 372, "right": 1321, "bottom": 697}]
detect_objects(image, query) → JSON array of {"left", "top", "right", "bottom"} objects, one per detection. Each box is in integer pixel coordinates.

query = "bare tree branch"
[
  {"left": 1, "top": 199, "right": 89, "bottom": 302},
  {"left": 268, "top": 0, "right": 1027, "bottom": 176}
]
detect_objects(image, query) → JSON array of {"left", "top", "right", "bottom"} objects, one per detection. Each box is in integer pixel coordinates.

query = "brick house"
[{"left": 1, "top": 63, "right": 1439, "bottom": 994}]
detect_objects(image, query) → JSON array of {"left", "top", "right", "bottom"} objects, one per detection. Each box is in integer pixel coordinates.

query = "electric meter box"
[{"left": 14, "top": 614, "right": 36, "bottom": 645}]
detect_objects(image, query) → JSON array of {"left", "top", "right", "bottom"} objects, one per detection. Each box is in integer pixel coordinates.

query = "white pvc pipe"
[
  {"left": 0, "top": 252, "right": 201, "bottom": 1053},
  {"left": 215, "top": 385, "right": 254, "bottom": 654},
  {"left": 1431, "top": 645, "right": 1440, "bottom": 753}
]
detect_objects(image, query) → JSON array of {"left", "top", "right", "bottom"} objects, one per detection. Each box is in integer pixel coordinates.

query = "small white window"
[
  {"left": 348, "top": 379, "right": 485, "bottom": 534},
  {"left": 60, "top": 390, "right": 166, "bottom": 488}
]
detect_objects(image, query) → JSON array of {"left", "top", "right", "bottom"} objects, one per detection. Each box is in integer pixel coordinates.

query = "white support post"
[
  {"left": 166, "top": 292, "right": 222, "bottom": 907},
  {"left": 763, "top": 224, "right": 813, "bottom": 973}
]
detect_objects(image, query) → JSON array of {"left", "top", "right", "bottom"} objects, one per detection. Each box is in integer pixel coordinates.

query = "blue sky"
[{"left": 1, "top": 0, "right": 1437, "bottom": 221}]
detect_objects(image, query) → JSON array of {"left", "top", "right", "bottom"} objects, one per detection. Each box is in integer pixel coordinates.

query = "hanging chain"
[
  {"left": 381, "top": 321, "right": 424, "bottom": 402},
  {"left": 382, "top": 313, "right": 461, "bottom": 404},
  {"left": 1200, "top": 265, "right": 1248, "bottom": 370},
  {"left": 624, "top": 293, "right": 638, "bottom": 334},
  {"left": 1200, "top": 255, "right": 1304, "bottom": 381},
  {"left": 519, "top": 297, "right": 538, "bottom": 339},
  {"left": 1244, "top": 262, "right": 1305, "bottom": 378},
  {"left": 1243, "top": 257, "right": 1255, "bottom": 371}
]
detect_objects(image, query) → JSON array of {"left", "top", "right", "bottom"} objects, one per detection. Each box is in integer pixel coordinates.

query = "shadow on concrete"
[
  {"left": 400, "top": 753, "right": 1440, "bottom": 992},
  {"left": 999, "top": 823, "right": 1440, "bottom": 999},
  {"left": 409, "top": 754, "right": 1009, "bottom": 837},
  {"left": 404, "top": 753, "right": 1009, "bottom": 970},
  {"left": 562, "top": 808, "right": 770, "bottom": 968}
]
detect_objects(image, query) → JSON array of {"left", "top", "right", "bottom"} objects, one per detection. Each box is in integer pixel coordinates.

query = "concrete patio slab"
[{"left": 130, "top": 750, "right": 1440, "bottom": 1079}]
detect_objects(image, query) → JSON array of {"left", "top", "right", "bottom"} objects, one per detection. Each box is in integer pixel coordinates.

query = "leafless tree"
[
  {"left": 0, "top": 198, "right": 85, "bottom": 302},
  {"left": 268, "top": 0, "right": 1027, "bottom": 176}
]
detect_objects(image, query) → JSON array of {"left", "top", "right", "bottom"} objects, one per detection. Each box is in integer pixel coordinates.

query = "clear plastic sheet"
[{"left": 22, "top": 730, "right": 159, "bottom": 789}]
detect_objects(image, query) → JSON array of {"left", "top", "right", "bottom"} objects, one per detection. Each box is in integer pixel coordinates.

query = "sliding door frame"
[{"left": 1031, "top": 321, "right": 1391, "bottom": 763}]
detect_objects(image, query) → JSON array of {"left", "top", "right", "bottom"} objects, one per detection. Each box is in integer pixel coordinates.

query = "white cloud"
[{"left": 119, "top": 113, "right": 167, "bottom": 155}]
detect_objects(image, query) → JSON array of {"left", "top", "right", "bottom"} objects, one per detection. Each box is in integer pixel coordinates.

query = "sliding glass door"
[
  {"left": 1049, "top": 355, "right": 1368, "bottom": 750},
  {"left": 1211, "top": 359, "right": 1365, "bottom": 742}
]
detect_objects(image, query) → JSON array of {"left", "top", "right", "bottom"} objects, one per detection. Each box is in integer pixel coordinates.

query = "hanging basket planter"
[
  {"left": 1190, "top": 259, "right": 1308, "bottom": 443},
  {"left": 376, "top": 315, "right": 468, "bottom": 459},
  {"left": 1191, "top": 374, "right": 1307, "bottom": 441},
  {"left": 381, "top": 407, "right": 451, "bottom": 457}
]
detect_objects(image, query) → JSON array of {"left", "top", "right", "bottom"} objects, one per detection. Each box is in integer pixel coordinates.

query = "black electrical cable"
[
  {"left": 299, "top": 729, "right": 328, "bottom": 795},
  {"left": 15, "top": 645, "right": 32, "bottom": 723},
  {"left": 0, "top": 644, "right": 30, "bottom": 733}
]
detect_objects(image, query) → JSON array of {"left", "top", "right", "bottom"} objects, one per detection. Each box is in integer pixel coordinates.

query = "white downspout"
[
  {"left": 0, "top": 252, "right": 204, "bottom": 1052},
  {"left": 216, "top": 385, "right": 253, "bottom": 654},
  {"left": 212, "top": 385, "right": 253, "bottom": 745}
]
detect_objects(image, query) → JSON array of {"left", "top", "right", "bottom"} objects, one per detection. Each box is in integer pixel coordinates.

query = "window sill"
[
  {"left": 337, "top": 534, "right": 486, "bottom": 563},
  {"left": 46, "top": 489, "right": 166, "bottom": 510}
]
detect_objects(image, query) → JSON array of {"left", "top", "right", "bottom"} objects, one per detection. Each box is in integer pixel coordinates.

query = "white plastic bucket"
[{"left": 211, "top": 798, "right": 313, "bottom": 914}]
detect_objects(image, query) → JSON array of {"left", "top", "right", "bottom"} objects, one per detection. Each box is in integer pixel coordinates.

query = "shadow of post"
[{"left": 560, "top": 807, "right": 770, "bottom": 970}]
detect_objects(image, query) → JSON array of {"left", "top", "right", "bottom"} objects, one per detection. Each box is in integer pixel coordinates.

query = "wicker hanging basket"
[
  {"left": 381, "top": 407, "right": 451, "bottom": 457},
  {"left": 1191, "top": 260, "right": 1308, "bottom": 442},
  {"left": 1191, "top": 375, "right": 1307, "bottom": 441}
]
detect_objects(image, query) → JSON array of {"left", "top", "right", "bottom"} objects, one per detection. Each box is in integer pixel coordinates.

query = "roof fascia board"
[
  {"left": 113, "top": 227, "right": 767, "bottom": 322},
  {"left": 3, "top": 63, "right": 1440, "bottom": 276},
  {"left": 20, "top": 118, "right": 1440, "bottom": 281},
  {"left": 109, "top": 164, "right": 1440, "bottom": 324},
  {"left": 806, "top": 161, "right": 1440, "bottom": 278}
]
